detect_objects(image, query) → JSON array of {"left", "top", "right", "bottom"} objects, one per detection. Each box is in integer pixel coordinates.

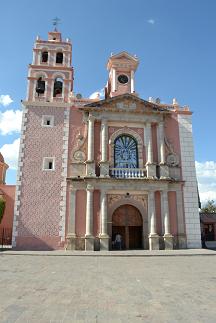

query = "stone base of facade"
[
  {"left": 85, "top": 236, "right": 95, "bottom": 250},
  {"left": 85, "top": 161, "right": 96, "bottom": 177},
  {"left": 159, "top": 164, "right": 170, "bottom": 179},
  {"left": 149, "top": 234, "right": 160, "bottom": 250},
  {"left": 146, "top": 163, "right": 156, "bottom": 178},
  {"left": 66, "top": 234, "right": 76, "bottom": 250},
  {"left": 187, "top": 240, "right": 202, "bottom": 249},
  {"left": 177, "top": 234, "right": 187, "bottom": 249},
  {"left": 99, "top": 161, "right": 110, "bottom": 177},
  {"left": 13, "top": 236, "right": 62, "bottom": 251},
  {"left": 163, "top": 234, "right": 174, "bottom": 250},
  {"left": 99, "top": 235, "right": 109, "bottom": 250}
]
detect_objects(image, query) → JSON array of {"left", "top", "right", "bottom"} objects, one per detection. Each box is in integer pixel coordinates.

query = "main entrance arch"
[{"left": 112, "top": 204, "right": 143, "bottom": 249}]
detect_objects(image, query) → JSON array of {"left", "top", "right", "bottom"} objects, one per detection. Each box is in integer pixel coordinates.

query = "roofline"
[{"left": 81, "top": 93, "right": 170, "bottom": 113}]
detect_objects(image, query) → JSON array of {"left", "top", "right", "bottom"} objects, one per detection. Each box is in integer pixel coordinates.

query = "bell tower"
[
  {"left": 105, "top": 51, "right": 139, "bottom": 98},
  {"left": 27, "top": 30, "right": 73, "bottom": 102}
]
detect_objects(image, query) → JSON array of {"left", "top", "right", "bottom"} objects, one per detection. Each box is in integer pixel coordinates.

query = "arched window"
[
  {"left": 36, "top": 77, "right": 45, "bottom": 95},
  {"left": 56, "top": 52, "right": 63, "bottom": 64},
  {"left": 53, "top": 77, "right": 63, "bottom": 97},
  {"left": 114, "top": 135, "right": 138, "bottom": 168},
  {"left": 41, "top": 51, "right": 48, "bottom": 63}
]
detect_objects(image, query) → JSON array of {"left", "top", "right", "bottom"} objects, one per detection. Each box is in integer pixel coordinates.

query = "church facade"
[{"left": 12, "top": 30, "right": 201, "bottom": 250}]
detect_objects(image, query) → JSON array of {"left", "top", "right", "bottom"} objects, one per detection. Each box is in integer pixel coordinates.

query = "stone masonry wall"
[{"left": 178, "top": 113, "right": 201, "bottom": 248}]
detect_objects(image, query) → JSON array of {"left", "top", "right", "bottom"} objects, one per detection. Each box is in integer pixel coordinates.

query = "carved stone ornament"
[
  {"left": 73, "top": 150, "right": 86, "bottom": 162},
  {"left": 164, "top": 135, "right": 179, "bottom": 167},
  {"left": 71, "top": 127, "right": 87, "bottom": 162},
  {"left": 108, "top": 194, "right": 147, "bottom": 210},
  {"left": 166, "top": 153, "right": 179, "bottom": 167}
]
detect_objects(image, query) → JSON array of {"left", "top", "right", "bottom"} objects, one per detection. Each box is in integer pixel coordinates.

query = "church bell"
[{"left": 36, "top": 79, "right": 45, "bottom": 94}]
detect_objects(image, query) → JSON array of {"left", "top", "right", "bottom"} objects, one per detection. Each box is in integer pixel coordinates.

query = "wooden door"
[{"left": 112, "top": 204, "right": 143, "bottom": 249}]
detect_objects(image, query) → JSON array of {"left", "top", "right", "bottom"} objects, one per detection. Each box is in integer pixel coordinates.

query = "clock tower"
[{"left": 105, "top": 51, "right": 139, "bottom": 98}]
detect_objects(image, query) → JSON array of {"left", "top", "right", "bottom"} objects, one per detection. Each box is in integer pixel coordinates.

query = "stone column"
[
  {"left": 162, "top": 190, "right": 174, "bottom": 250},
  {"left": 157, "top": 122, "right": 169, "bottom": 179},
  {"left": 131, "top": 70, "right": 135, "bottom": 93},
  {"left": 99, "top": 190, "right": 109, "bottom": 250},
  {"left": 145, "top": 123, "right": 156, "bottom": 178},
  {"left": 100, "top": 119, "right": 109, "bottom": 177},
  {"left": 148, "top": 191, "right": 159, "bottom": 250},
  {"left": 85, "top": 185, "right": 94, "bottom": 250},
  {"left": 86, "top": 115, "right": 96, "bottom": 177},
  {"left": 66, "top": 186, "right": 76, "bottom": 250},
  {"left": 112, "top": 68, "right": 116, "bottom": 92}
]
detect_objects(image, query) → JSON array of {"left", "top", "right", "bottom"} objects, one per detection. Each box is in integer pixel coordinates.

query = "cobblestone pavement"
[{"left": 0, "top": 250, "right": 216, "bottom": 323}]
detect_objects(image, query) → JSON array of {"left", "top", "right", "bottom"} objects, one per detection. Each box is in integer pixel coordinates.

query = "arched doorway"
[{"left": 112, "top": 204, "right": 143, "bottom": 249}]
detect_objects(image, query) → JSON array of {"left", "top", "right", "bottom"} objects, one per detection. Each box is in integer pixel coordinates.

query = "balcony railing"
[{"left": 109, "top": 168, "right": 147, "bottom": 178}]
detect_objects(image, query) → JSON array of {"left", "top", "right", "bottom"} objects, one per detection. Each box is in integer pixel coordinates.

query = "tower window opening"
[
  {"left": 53, "top": 77, "right": 63, "bottom": 97},
  {"left": 42, "top": 115, "right": 54, "bottom": 127},
  {"left": 36, "top": 77, "right": 45, "bottom": 96},
  {"left": 43, "top": 157, "right": 55, "bottom": 171},
  {"left": 41, "top": 51, "right": 48, "bottom": 63},
  {"left": 56, "top": 52, "right": 63, "bottom": 64}
]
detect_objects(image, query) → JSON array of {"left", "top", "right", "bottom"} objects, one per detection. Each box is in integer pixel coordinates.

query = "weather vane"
[{"left": 52, "top": 17, "right": 61, "bottom": 31}]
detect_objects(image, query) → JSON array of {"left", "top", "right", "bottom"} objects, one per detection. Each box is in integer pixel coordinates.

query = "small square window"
[
  {"left": 43, "top": 157, "right": 55, "bottom": 171},
  {"left": 42, "top": 115, "right": 54, "bottom": 127}
]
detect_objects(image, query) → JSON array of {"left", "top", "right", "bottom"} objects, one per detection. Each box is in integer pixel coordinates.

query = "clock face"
[{"left": 118, "top": 74, "right": 129, "bottom": 84}]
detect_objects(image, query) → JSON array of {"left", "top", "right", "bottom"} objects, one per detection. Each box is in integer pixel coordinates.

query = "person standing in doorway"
[{"left": 115, "top": 233, "right": 122, "bottom": 250}]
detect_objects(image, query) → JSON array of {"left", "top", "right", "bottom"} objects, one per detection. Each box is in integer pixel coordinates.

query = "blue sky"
[{"left": 0, "top": 0, "right": 216, "bottom": 202}]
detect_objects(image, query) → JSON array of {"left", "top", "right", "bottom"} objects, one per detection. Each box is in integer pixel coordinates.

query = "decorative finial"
[{"left": 52, "top": 17, "right": 61, "bottom": 31}]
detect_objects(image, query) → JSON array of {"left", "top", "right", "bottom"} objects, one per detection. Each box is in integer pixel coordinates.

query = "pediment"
[
  {"left": 83, "top": 93, "right": 169, "bottom": 114},
  {"left": 111, "top": 51, "right": 138, "bottom": 62},
  {"left": 107, "top": 51, "right": 139, "bottom": 70}
]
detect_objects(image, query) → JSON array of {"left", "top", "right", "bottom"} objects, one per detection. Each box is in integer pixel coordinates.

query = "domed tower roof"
[{"left": 0, "top": 152, "right": 4, "bottom": 163}]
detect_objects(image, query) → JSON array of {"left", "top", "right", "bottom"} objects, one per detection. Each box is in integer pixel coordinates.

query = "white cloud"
[
  {"left": 147, "top": 19, "right": 155, "bottom": 25},
  {"left": 0, "top": 95, "right": 13, "bottom": 106},
  {"left": 0, "top": 138, "right": 20, "bottom": 170},
  {"left": 89, "top": 88, "right": 105, "bottom": 99},
  {"left": 196, "top": 161, "right": 216, "bottom": 203},
  {"left": 0, "top": 109, "right": 22, "bottom": 135}
]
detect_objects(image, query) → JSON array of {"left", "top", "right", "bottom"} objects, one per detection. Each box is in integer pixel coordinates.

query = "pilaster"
[
  {"left": 145, "top": 122, "right": 156, "bottom": 178},
  {"left": 86, "top": 115, "right": 95, "bottom": 177},
  {"left": 162, "top": 190, "right": 174, "bottom": 250},
  {"left": 99, "top": 190, "right": 109, "bottom": 250},
  {"left": 148, "top": 191, "right": 159, "bottom": 250},
  {"left": 157, "top": 122, "right": 169, "bottom": 179},
  {"left": 66, "top": 186, "right": 76, "bottom": 250},
  {"left": 85, "top": 185, "right": 94, "bottom": 250},
  {"left": 100, "top": 119, "right": 110, "bottom": 177}
]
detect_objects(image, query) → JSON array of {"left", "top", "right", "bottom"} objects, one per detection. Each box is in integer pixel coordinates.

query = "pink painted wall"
[
  {"left": 165, "top": 113, "right": 181, "bottom": 164},
  {"left": 16, "top": 106, "right": 65, "bottom": 250},
  {"left": 152, "top": 124, "right": 158, "bottom": 163},
  {"left": 94, "top": 121, "right": 101, "bottom": 176},
  {"left": 0, "top": 185, "right": 15, "bottom": 230},
  {"left": 168, "top": 191, "right": 178, "bottom": 235},
  {"left": 93, "top": 190, "right": 100, "bottom": 236},
  {"left": 75, "top": 190, "right": 86, "bottom": 236}
]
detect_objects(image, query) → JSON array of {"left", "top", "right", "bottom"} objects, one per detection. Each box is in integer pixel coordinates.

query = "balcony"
[{"left": 109, "top": 168, "right": 147, "bottom": 179}]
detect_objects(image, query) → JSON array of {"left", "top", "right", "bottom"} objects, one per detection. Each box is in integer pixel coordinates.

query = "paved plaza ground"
[{"left": 0, "top": 250, "right": 216, "bottom": 323}]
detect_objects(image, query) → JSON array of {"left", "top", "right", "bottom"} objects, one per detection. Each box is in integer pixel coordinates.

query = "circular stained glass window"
[{"left": 114, "top": 135, "right": 138, "bottom": 168}]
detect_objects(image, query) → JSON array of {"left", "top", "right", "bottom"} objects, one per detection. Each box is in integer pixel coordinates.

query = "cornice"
[{"left": 21, "top": 100, "right": 71, "bottom": 108}]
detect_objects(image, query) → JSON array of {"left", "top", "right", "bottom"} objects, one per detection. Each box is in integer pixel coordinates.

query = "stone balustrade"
[{"left": 109, "top": 167, "right": 147, "bottom": 178}]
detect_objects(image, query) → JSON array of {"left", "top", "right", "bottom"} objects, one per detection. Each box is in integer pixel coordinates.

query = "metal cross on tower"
[{"left": 52, "top": 17, "right": 61, "bottom": 31}]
